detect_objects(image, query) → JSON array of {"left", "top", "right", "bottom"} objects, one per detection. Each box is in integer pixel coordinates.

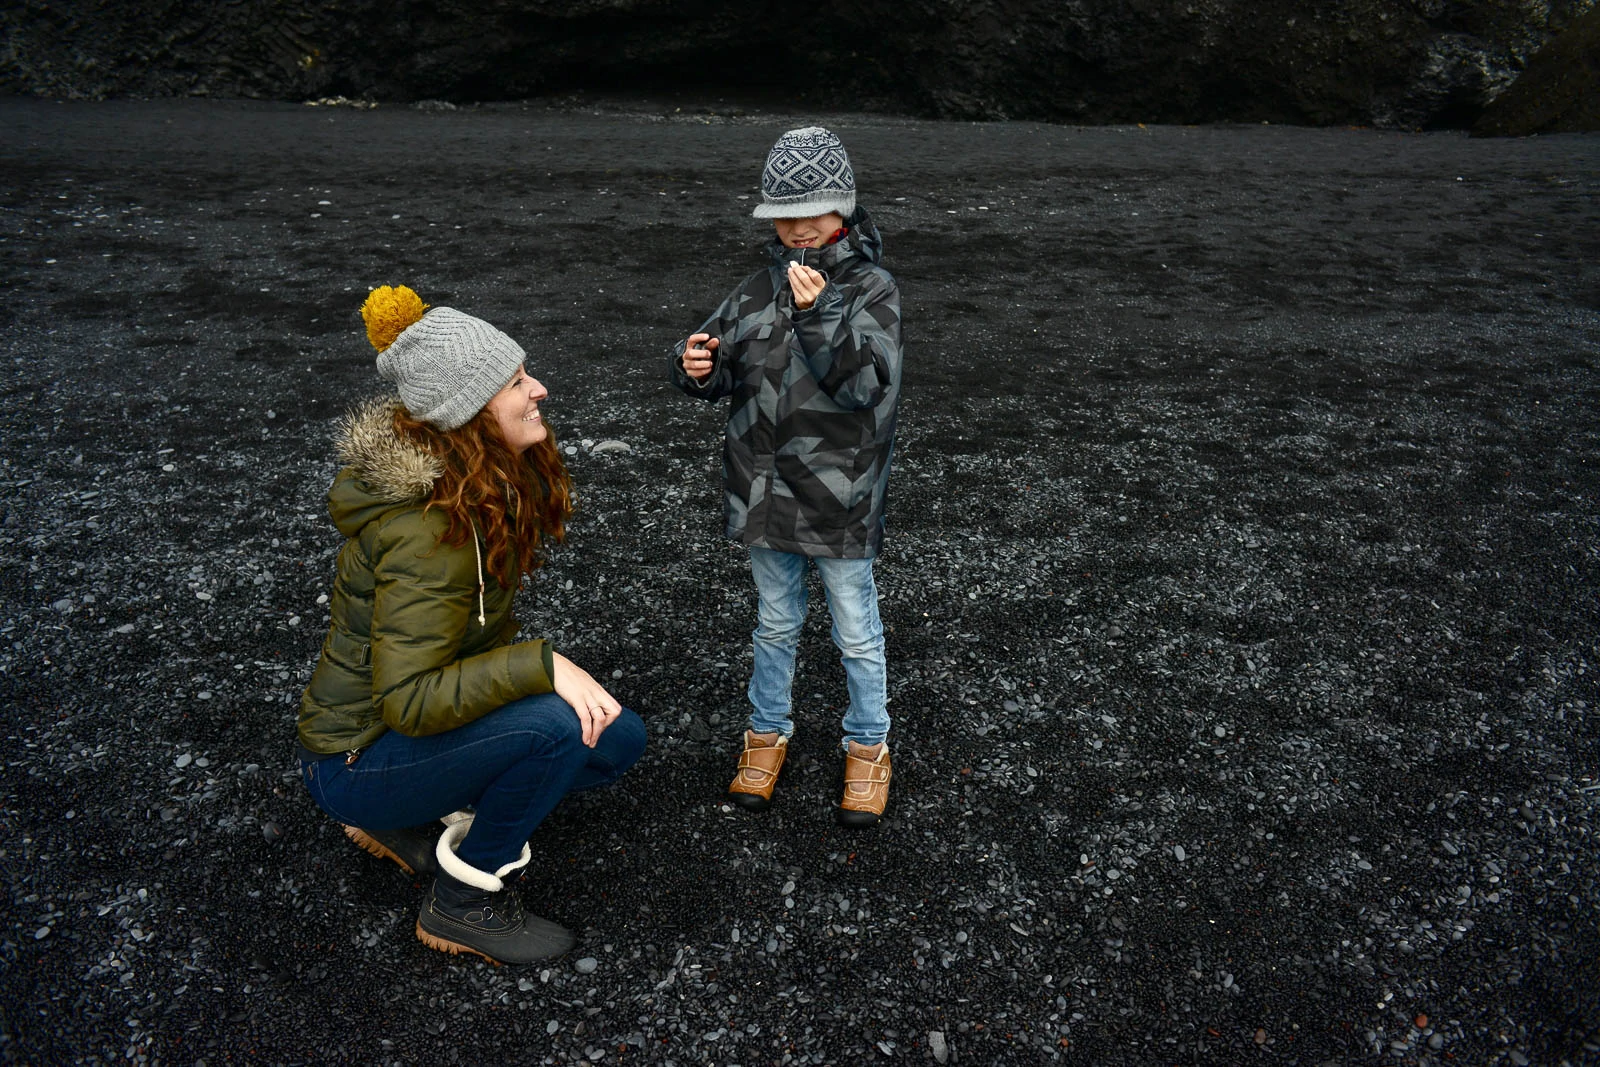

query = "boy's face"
[{"left": 774, "top": 213, "right": 845, "bottom": 250}]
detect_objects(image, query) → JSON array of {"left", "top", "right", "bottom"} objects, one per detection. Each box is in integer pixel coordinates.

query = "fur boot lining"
[{"left": 434, "top": 817, "right": 532, "bottom": 892}]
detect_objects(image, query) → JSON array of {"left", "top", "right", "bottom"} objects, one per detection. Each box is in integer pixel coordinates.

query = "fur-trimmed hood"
[{"left": 328, "top": 396, "right": 442, "bottom": 538}]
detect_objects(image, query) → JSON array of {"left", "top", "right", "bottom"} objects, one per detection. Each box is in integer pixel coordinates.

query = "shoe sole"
[
  {"left": 415, "top": 919, "right": 504, "bottom": 965},
  {"left": 836, "top": 806, "right": 883, "bottom": 828},
  {"left": 343, "top": 825, "right": 416, "bottom": 875},
  {"left": 728, "top": 790, "right": 774, "bottom": 812}
]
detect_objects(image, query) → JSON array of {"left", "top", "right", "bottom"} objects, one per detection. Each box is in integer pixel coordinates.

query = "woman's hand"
[{"left": 552, "top": 652, "right": 623, "bottom": 747}]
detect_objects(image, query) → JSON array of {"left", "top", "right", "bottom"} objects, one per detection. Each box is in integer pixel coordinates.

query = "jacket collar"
[{"left": 765, "top": 206, "right": 884, "bottom": 272}]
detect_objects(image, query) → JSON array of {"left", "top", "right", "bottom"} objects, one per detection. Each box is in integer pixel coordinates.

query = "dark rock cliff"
[
  {"left": 1, "top": 0, "right": 1595, "bottom": 129},
  {"left": 1474, "top": 5, "right": 1600, "bottom": 134}
]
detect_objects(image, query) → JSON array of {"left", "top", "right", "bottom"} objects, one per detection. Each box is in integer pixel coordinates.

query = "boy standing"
[{"left": 670, "top": 126, "right": 904, "bottom": 827}]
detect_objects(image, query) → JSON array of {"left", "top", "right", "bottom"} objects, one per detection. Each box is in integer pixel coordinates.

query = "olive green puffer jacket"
[{"left": 297, "top": 398, "right": 555, "bottom": 756}]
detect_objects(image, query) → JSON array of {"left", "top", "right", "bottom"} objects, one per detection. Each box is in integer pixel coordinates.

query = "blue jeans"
[
  {"left": 301, "top": 693, "right": 646, "bottom": 874},
  {"left": 747, "top": 546, "right": 889, "bottom": 748}
]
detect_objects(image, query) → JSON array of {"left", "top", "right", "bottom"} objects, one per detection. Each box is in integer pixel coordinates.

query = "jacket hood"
[
  {"left": 328, "top": 396, "right": 443, "bottom": 537},
  {"left": 766, "top": 206, "right": 884, "bottom": 272}
]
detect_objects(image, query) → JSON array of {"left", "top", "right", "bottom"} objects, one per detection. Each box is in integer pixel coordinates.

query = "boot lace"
[{"left": 486, "top": 888, "right": 525, "bottom": 927}]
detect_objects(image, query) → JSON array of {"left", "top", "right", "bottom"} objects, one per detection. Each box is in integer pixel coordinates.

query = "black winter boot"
[
  {"left": 343, "top": 823, "right": 440, "bottom": 878},
  {"left": 415, "top": 819, "right": 575, "bottom": 965}
]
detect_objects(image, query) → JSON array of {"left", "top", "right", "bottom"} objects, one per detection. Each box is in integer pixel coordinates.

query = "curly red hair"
[{"left": 392, "top": 405, "right": 573, "bottom": 588}]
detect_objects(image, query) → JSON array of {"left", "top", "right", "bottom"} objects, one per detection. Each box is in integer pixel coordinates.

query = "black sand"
[{"left": 1, "top": 98, "right": 1597, "bottom": 1065}]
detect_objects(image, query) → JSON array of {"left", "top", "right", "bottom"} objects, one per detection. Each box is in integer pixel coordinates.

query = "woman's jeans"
[
  {"left": 747, "top": 545, "right": 889, "bottom": 748},
  {"left": 302, "top": 693, "right": 646, "bottom": 875}
]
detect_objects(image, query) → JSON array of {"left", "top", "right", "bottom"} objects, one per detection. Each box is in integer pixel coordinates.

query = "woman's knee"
[
  {"left": 596, "top": 708, "right": 647, "bottom": 768},
  {"left": 490, "top": 692, "right": 589, "bottom": 756}
]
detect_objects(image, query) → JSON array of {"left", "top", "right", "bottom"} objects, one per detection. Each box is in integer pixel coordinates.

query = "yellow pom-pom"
[{"left": 360, "top": 285, "right": 429, "bottom": 352}]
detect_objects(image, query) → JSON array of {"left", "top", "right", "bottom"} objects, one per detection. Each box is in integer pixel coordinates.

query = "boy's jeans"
[
  {"left": 747, "top": 546, "right": 889, "bottom": 748},
  {"left": 302, "top": 693, "right": 646, "bottom": 875}
]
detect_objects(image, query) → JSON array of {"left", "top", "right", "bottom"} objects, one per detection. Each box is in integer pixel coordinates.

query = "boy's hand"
[
  {"left": 788, "top": 263, "right": 826, "bottom": 310},
  {"left": 682, "top": 333, "right": 719, "bottom": 380}
]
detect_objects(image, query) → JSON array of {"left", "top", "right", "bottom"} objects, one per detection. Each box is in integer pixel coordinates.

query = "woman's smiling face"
[{"left": 484, "top": 364, "right": 549, "bottom": 453}]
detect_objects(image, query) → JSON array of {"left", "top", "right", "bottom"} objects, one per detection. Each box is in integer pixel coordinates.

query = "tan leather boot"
[
  {"left": 728, "top": 730, "right": 787, "bottom": 811},
  {"left": 838, "top": 741, "right": 891, "bottom": 827}
]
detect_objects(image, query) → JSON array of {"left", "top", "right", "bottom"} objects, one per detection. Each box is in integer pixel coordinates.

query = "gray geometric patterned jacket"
[{"left": 670, "top": 208, "right": 903, "bottom": 559}]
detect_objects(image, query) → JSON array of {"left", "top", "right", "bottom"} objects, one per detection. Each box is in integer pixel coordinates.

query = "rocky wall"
[{"left": 1, "top": 0, "right": 1595, "bottom": 129}]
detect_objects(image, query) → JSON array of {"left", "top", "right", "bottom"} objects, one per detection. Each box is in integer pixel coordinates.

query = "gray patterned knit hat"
[
  {"left": 752, "top": 126, "right": 856, "bottom": 219},
  {"left": 374, "top": 306, "right": 525, "bottom": 431}
]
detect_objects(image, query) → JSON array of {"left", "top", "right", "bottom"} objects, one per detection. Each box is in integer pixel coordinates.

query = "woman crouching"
[{"left": 296, "top": 285, "right": 645, "bottom": 965}]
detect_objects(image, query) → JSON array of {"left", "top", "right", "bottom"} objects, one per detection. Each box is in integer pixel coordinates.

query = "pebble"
[
  {"left": 175, "top": 753, "right": 192, "bottom": 768},
  {"left": 574, "top": 957, "right": 598, "bottom": 975},
  {"left": 929, "top": 1030, "right": 949, "bottom": 1064},
  {"left": 1173, "top": 845, "right": 1186, "bottom": 862},
  {"left": 591, "top": 440, "right": 631, "bottom": 454},
  {"left": 262, "top": 822, "right": 283, "bottom": 842}
]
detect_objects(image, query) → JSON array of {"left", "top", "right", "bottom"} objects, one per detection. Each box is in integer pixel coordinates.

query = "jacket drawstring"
[{"left": 471, "top": 526, "right": 486, "bottom": 627}]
